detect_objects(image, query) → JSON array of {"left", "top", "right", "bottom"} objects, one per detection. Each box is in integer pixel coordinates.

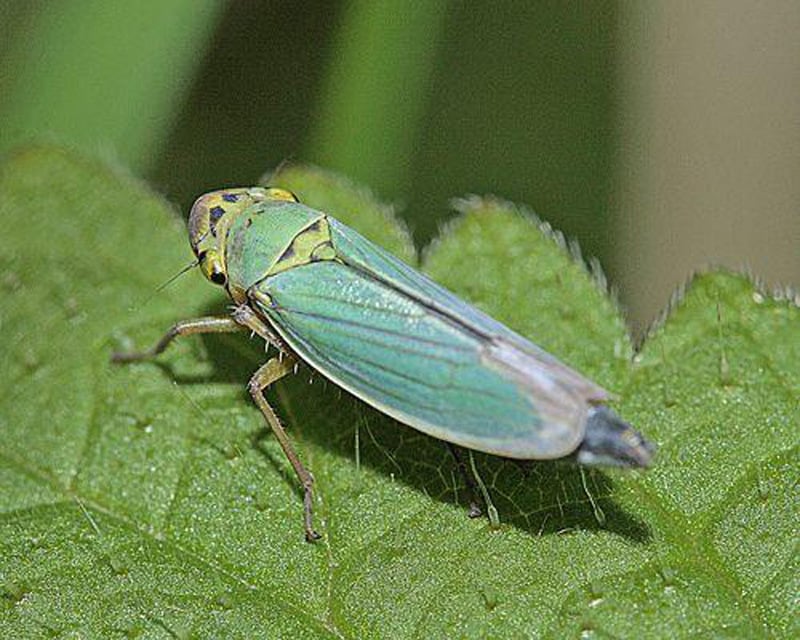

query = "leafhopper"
[{"left": 114, "top": 187, "right": 653, "bottom": 541}]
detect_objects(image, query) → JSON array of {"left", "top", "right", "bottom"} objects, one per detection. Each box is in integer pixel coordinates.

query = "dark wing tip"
[{"left": 575, "top": 405, "right": 655, "bottom": 469}]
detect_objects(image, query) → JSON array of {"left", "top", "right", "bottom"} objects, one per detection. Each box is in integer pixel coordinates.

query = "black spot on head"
[
  {"left": 209, "top": 206, "right": 226, "bottom": 237},
  {"left": 222, "top": 193, "right": 239, "bottom": 203},
  {"left": 210, "top": 271, "right": 227, "bottom": 285}
]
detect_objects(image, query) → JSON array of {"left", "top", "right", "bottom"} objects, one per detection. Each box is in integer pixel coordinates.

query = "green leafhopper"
[{"left": 113, "top": 186, "right": 654, "bottom": 541}]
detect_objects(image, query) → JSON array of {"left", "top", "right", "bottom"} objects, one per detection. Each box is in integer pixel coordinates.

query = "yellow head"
[{"left": 187, "top": 186, "right": 298, "bottom": 287}]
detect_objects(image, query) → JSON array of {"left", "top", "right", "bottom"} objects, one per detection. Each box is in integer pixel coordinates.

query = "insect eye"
[{"left": 210, "top": 270, "right": 227, "bottom": 286}]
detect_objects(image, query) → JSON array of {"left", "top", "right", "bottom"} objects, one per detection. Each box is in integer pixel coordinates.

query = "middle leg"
[{"left": 248, "top": 355, "right": 321, "bottom": 542}]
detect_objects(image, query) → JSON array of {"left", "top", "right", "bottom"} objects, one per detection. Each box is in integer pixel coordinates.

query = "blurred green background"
[{"left": 2, "top": 0, "right": 798, "bottom": 330}]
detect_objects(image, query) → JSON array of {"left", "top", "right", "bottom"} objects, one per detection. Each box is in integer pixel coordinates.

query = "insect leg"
[
  {"left": 446, "top": 443, "right": 483, "bottom": 518},
  {"left": 111, "top": 317, "right": 242, "bottom": 363},
  {"left": 232, "top": 304, "right": 290, "bottom": 353},
  {"left": 248, "top": 355, "right": 322, "bottom": 542}
]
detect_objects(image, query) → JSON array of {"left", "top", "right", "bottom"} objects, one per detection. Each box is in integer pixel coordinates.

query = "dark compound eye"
[{"left": 210, "top": 271, "right": 227, "bottom": 285}]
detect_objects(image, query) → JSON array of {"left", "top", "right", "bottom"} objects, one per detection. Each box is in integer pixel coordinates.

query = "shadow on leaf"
[{"left": 160, "top": 302, "right": 652, "bottom": 545}]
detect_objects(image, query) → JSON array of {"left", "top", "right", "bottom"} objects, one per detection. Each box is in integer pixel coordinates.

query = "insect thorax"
[{"left": 224, "top": 201, "right": 337, "bottom": 302}]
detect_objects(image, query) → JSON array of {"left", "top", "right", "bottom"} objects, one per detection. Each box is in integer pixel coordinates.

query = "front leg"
[
  {"left": 112, "top": 306, "right": 318, "bottom": 540},
  {"left": 248, "top": 355, "right": 321, "bottom": 542},
  {"left": 111, "top": 316, "right": 243, "bottom": 363},
  {"left": 231, "top": 303, "right": 290, "bottom": 353}
]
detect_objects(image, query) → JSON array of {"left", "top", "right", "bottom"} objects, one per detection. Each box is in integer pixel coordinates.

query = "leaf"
[{"left": 1, "top": 147, "right": 796, "bottom": 638}]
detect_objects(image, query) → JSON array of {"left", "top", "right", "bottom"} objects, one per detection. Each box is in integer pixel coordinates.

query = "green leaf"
[{"left": 1, "top": 147, "right": 796, "bottom": 638}]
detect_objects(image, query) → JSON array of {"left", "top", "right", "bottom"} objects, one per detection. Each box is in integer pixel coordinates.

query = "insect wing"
[
  {"left": 251, "top": 218, "right": 606, "bottom": 458},
  {"left": 329, "top": 218, "right": 608, "bottom": 403}
]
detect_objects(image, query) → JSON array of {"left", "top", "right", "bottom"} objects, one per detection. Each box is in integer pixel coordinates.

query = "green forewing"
[
  {"left": 251, "top": 213, "right": 607, "bottom": 458},
  {"left": 329, "top": 217, "right": 609, "bottom": 399}
]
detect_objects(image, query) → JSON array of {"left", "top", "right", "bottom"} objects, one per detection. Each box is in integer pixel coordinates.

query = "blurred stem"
[
  {"left": 0, "top": 1, "right": 222, "bottom": 172},
  {"left": 308, "top": 1, "right": 447, "bottom": 200}
]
